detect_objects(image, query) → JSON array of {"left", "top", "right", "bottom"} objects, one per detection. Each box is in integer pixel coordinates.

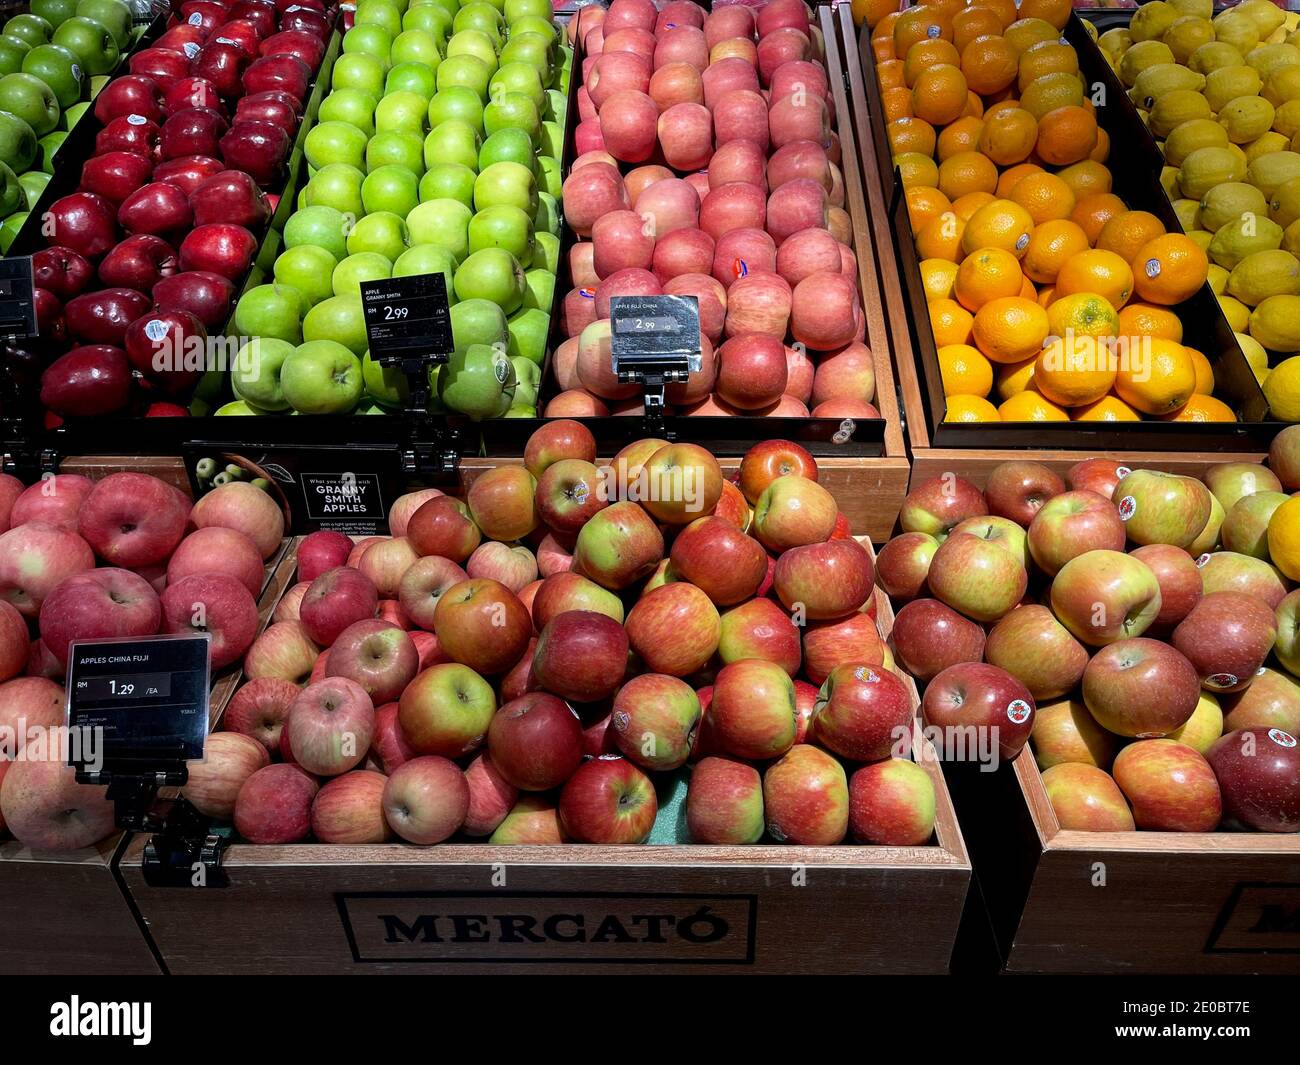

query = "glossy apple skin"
[
  {"left": 573, "top": 501, "right": 665, "bottom": 590},
  {"left": 849, "top": 759, "right": 937, "bottom": 844},
  {"left": 1222, "top": 669, "right": 1300, "bottom": 734},
  {"left": 535, "top": 459, "right": 608, "bottom": 536},
  {"left": 220, "top": 119, "right": 292, "bottom": 187},
  {"left": 1067, "top": 458, "right": 1130, "bottom": 500},
  {"left": 899, "top": 474, "right": 986, "bottom": 537},
  {"left": 407, "top": 496, "right": 481, "bottom": 563},
  {"left": 433, "top": 579, "right": 532, "bottom": 676},
  {"left": 763, "top": 745, "right": 848, "bottom": 845},
  {"left": 99, "top": 234, "right": 180, "bottom": 292},
  {"left": 923, "top": 662, "right": 1036, "bottom": 762},
  {"left": 812, "top": 662, "right": 912, "bottom": 762},
  {"left": 1113, "top": 469, "right": 1212, "bottom": 550},
  {"left": 1041, "top": 764, "right": 1135, "bottom": 832},
  {"left": 487, "top": 692, "right": 585, "bottom": 791},
  {"left": 1049, "top": 549, "right": 1163, "bottom": 647},
  {"left": 890, "top": 597, "right": 985, "bottom": 683},
  {"left": 47, "top": 193, "right": 119, "bottom": 259},
  {"left": 985, "top": 604, "right": 1088, "bottom": 701},
  {"left": 97, "top": 115, "right": 162, "bottom": 158},
  {"left": 773, "top": 537, "right": 874, "bottom": 620},
  {"left": 81, "top": 151, "right": 156, "bottom": 205},
  {"left": 1206, "top": 727, "right": 1300, "bottom": 832},
  {"left": 1130, "top": 543, "right": 1203, "bottom": 630},
  {"left": 610, "top": 672, "right": 701, "bottom": 771},
  {"left": 31, "top": 247, "right": 95, "bottom": 300},
  {"left": 738, "top": 438, "right": 817, "bottom": 503},
  {"left": 875, "top": 531, "right": 938, "bottom": 603},
  {"left": 984, "top": 460, "right": 1064, "bottom": 528},
  {"left": 716, "top": 597, "right": 800, "bottom": 675},
  {"left": 118, "top": 182, "right": 195, "bottom": 236},
  {"left": 40, "top": 346, "right": 132, "bottom": 417},
  {"left": 531, "top": 609, "right": 628, "bottom": 703},
  {"left": 686, "top": 756, "right": 764, "bottom": 843},
  {"left": 1112, "top": 739, "right": 1222, "bottom": 832},
  {"left": 803, "top": 611, "right": 884, "bottom": 686},
  {"left": 1082, "top": 637, "right": 1201, "bottom": 738},
  {"left": 1027, "top": 490, "right": 1126, "bottom": 576},
  {"left": 179, "top": 223, "right": 258, "bottom": 280},
  {"left": 64, "top": 288, "right": 151, "bottom": 346},
  {"left": 152, "top": 270, "right": 235, "bottom": 329},
  {"left": 558, "top": 756, "right": 658, "bottom": 844},
  {"left": 669, "top": 516, "right": 767, "bottom": 605},
  {"left": 926, "top": 531, "right": 1027, "bottom": 623},
  {"left": 233, "top": 763, "right": 319, "bottom": 844},
  {"left": 1031, "top": 697, "right": 1121, "bottom": 771},
  {"left": 1173, "top": 591, "right": 1278, "bottom": 694},
  {"left": 711, "top": 658, "right": 797, "bottom": 760}
]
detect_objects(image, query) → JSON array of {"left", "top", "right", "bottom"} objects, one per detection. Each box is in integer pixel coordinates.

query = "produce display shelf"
[
  {"left": 843, "top": 7, "right": 1281, "bottom": 478},
  {"left": 0, "top": 464, "right": 297, "bottom": 976},
  {"left": 118, "top": 531, "right": 970, "bottom": 975},
  {"left": 947, "top": 750, "right": 1300, "bottom": 975}
]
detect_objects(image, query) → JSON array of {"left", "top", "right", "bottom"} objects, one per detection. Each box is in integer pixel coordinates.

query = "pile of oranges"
[{"left": 870, "top": 0, "right": 1232, "bottom": 423}]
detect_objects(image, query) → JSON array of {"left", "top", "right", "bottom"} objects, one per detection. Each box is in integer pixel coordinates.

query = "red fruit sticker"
[
  {"left": 732, "top": 258, "right": 748, "bottom": 280},
  {"left": 1196, "top": 553, "right": 1211, "bottom": 568},
  {"left": 1205, "top": 673, "right": 1238, "bottom": 689},
  {"left": 1006, "top": 699, "right": 1031, "bottom": 725},
  {"left": 1268, "top": 729, "right": 1297, "bottom": 748},
  {"left": 1116, "top": 466, "right": 1132, "bottom": 478},
  {"left": 1117, "top": 495, "right": 1136, "bottom": 521},
  {"left": 580, "top": 287, "right": 595, "bottom": 298}
]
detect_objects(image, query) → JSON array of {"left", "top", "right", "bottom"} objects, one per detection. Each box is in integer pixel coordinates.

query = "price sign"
[
  {"left": 610, "top": 294, "right": 702, "bottom": 375},
  {"left": 359, "top": 272, "right": 454, "bottom": 364},
  {"left": 66, "top": 633, "right": 211, "bottom": 775},
  {"left": 0, "top": 257, "right": 36, "bottom": 339}
]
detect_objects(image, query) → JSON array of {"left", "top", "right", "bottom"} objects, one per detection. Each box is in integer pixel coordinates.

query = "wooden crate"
[
  {"left": 833, "top": 7, "right": 1270, "bottom": 494},
  {"left": 947, "top": 754, "right": 1300, "bottom": 975},
  {"left": 0, "top": 466, "right": 297, "bottom": 975},
  {"left": 120, "top": 538, "right": 971, "bottom": 974}
]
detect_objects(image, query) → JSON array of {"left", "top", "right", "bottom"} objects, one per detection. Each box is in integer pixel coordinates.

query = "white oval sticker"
[
  {"left": 1268, "top": 728, "right": 1297, "bottom": 747},
  {"left": 1118, "top": 495, "right": 1136, "bottom": 521},
  {"left": 127, "top": 113, "right": 146, "bottom": 125},
  {"left": 1007, "top": 699, "right": 1031, "bottom": 725},
  {"left": 144, "top": 319, "right": 168, "bottom": 342}
]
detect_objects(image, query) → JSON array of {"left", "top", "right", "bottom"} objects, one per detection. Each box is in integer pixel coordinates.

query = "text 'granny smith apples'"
[{"left": 220, "top": 4, "right": 572, "bottom": 419}]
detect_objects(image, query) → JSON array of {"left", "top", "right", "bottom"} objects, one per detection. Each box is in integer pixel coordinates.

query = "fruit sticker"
[
  {"left": 1205, "top": 672, "right": 1239, "bottom": 689},
  {"left": 854, "top": 666, "right": 880, "bottom": 683},
  {"left": 1006, "top": 699, "right": 1032, "bottom": 725},
  {"left": 1115, "top": 467, "right": 1132, "bottom": 479},
  {"left": 732, "top": 258, "right": 748, "bottom": 280},
  {"left": 612, "top": 711, "right": 630, "bottom": 733},
  {"left": 1144, "top": 258, "right": 1161, "bottom": 279},
  {"left": 1268, "top": 729, "right": 1297, "bottom": 748},
  {"left": 1015, "top": 233, "right": 1029, "bottom": 253},
  {"left": 1118, "top": 495, "right": 1137, "bottom": 521},
  {"left": 926, "top": 24, "right": 940, "bottom": 37},
  {"left": 127, "top": 113, "right": 146, "bottom": 125},
  {"left": 183, "top": 42, "right": 199, "bottom": 58},
  {"left": 1196, "top": 553, "right": 1211, "bottom": 568},
  {"left": 187, "top": 12, "right": 203, "bottom": 25},
  {"left": 144, "top": 319, "right": 168, "bottom": 342}
]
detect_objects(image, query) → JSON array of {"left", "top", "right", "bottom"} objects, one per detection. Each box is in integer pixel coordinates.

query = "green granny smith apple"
[
  {"left": 534, "top": 191, "right": 559, "bottom": 236},
  {"left": 333, "top": 251, "right": 392, "bottom": 296},
  {"left": 362, "top": 352, "right": 410, "bottom": 407},
  {"left": 423, "top": 119, "right": 480, "bottom": 171},
  {"left": 305, "top": 120, "right": 368, "bottom": 171},
  {"left": 453, "top": 3, "right": 504, "bottom": 44},
  {"left": 231, "top": 337, "right": 295, "bottom": 412},
  {"left": 0, "top": 111, "right": 37, "bottom": 172},
  {"left": 474, "top": 160, "right": 536, "bottom": 214},
  {"left": 522, "top": 266, "right": 554, "bottom": 311},
  {"left": 0, "top": 38, "right": 28, "bottom": 77},
  {"left": 51, "top": 16, "right": 116, "bottom": 75},
  {"left": 403, "top": 4, "right": 450, "bottom": 39},
  {"left": 344, "top": 23, "right": 394, "bottom": 67},
  {"left": 274, "top": 243, "right": 340, "bottom": 306},
  {"left": 284, "top": 204, "right": 350, "bottom": 262},
  {"left": 31, "top": 0, "right": 79, "bottom": 30},
  {"left": 439, "top": 341, "right": 515, "bottom": 420},
  {"left": 504, "top": 0, "right": 552, "bottom": 23},
  {"left": 355, "top": 400, "right": 391, "bottom": 415},
  {"left": 491, "top": 62, "right": 544, "bottom": 110},
  {"left": 375, "top": 89, "right": 427, "bottom": 135},
  {"left": 479, "top": 126, "right": 534, "bottom": 172},
  {"left": 468, "top": 203, "right": 533, "bottom": 262},
  {"left": 390, "top": 28, "right": 440, "bottom": 68},
  {"left": 454, "top": 247, "right": 525, "bottom": 313},
  {"left": 537, "top": 155, "right": 562, "bottom": 199},
  {"left": 0, "top": 72, "right": 60, "bottom": 136},
  {"left": 484, "top": 91, "right": 539, "bottom": 145},
  {"left": 451, "top": 297, "right": 508, "bottom": 355},
  {"left": 306, "top": 163, "right": 366, "bottom": 217},
  {"left": 362, "top": 163, "right": 420, "bottom": 216},
  {"left": 436, "top": 52, "right": 491, "bottom": 98},
  {"left": 539, "top": 119, "right": 562, "bottom": 159},
  {"left": 419, "top": 162, "right": 476, "bottom": 206},
  {"left": 386, "top": 60, "right": 438, "bottom": 99},
  {"left": 332, "top": 52, "right": 387, "bottom": 97},
  {"left": 213, "top": 400, "right": 269, "bottom": 416},
  {"left": 512, "top": 14, "right": 557, "bottom": 44},
  {"left": 393, "top": 243, "right": 456, "bottom": 295},
  {"left": 281, "top": 339, "right": 364, "bottom": 414},
  {"left": 22, "top": 43, "right": 82, "bottom": 109},
  {"left": 347, "top": 210, "right": 408, "bottom": 260},
  {"left": 0, "top": 161, "right": 25, "bottom": 217},
  {"left": 318, "top": 88, "right": 379, "bottom": 136},
  {"left": 4, "top": 15, "right": 52, "bottom": 49},
  {"left": 507, "top": 307, "right": 549, "bottom": 365},
  {"left": 19, "top": 169, "right": 49, "bottom": 204},
  {"left": 75, "top": 0, "right": 130, "bottom": 49},
  {"left": 233, "top": 283, "right": 307, "bottom": 344},
  {"left": 511, "top": 353, "right": 541, "bottom": 408},
  {"left": 367, "top": 129, "right": 425, "bottom": 173},
  {"left": 59, "top": 100, "right": 89, "bottom": 130},
  {"left": 427, "top": 85, "right": 484, "bottom": 133},
  {"left": 355, "top": 0, "right": 403, "bottom": 36},
  {"left": 406, "top": 197, "right": 471, "bottom": 258},
  {"left": 501, "top": 32, "right": 552, "bottom": 79},
  {"left": 302, "top": 295, "right": 369, "bottom": 358},
  {"left": 532, "top": 229, "right": 559, "bottom": 272},
  {"left": 543, "top": 88, "right": 566, "bottom": 124},
  {"left": 36, "top": 129, "right": 64, "bottom": 171}
]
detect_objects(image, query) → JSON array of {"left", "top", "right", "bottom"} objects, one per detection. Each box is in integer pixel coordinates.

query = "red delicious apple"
[
  {"left": 63, "top": 288, "right": 150, "bottom": 346},
  {"left": 558, "top": 755, "right": 657, "bottom": 843},
  {"left": 99, "top": 235, "right": 181, "bottom": 292},
  {"left": 81, "top": 151, "right": 156, "bottom": 205},
  {"left": 191, "top": 169, "right": 272, "bottom": 228},
  {"left": 923, "top": 662, "right": 1036, "bottom": 762},
  {"left": 152, "top": 271, "right": 235, "bottom": 330},
  {"left": 39, "top": 346, "right": 132, "bottom": 417},
  {"left": 118, "top": 181, "right": 195, "bottom": 237},
  {"left": 31, "top": 247, "right": 94, "bottom": 301},
  {"left": 1113, "top": 739, "right": 1222, "bottom": 831},
  {"left": 1173, "top": 591, "right": 1278, "bottom": 692},
  {"left": 763, "top": 744, "right": 848, "bottom": 844},
  {"left": 488, "top": 691, "right": 585, "bottom": 791},
  {"left": 219, "top": 119, "right": 291, "bottom": 187},
  {"left": 96, "top": 115, "right": 161, "bottom": 158},
  {"left": 153, "top": 155, "right": 227, "bottom": 195},
  {"left": 182, "top": 731, "right": 270, "bottom": 819},
  {"left": 179, "top": 223, "right": 258, "bottom": 280},
  {"left": 164, "top": 76, "right": 225, "bottom": 115},
  {"left": 159, "top": 106, "right": 229, "bottom": 160},
  {"left": 1207, "top": 727, "right": 1300, "bottom": 832},
  {"left": 223, "top": 675, "right": 298, "bottom": 755},
  {"left": 44, "top": 192, "right": 115, "bottom": 258}
]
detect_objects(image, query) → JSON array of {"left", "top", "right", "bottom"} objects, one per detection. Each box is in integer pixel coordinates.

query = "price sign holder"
[
  {"left": 359, "top": 271, "right": 455, "bottom": 418},
  {"left": 0, "top": 257, "right": 36, "bottom": 341},
  {"left": 66, "top": 633, "right": 226, "bottom": 887},
  {"left": 610, "top": 294, "right": 701, "bottom": 437}
]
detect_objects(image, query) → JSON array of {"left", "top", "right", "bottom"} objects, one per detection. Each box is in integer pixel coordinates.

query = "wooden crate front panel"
[
  {"left": 122, "top": 842, "right": 967, "bottom": 974},
  {"left": 0, "top": 837, "right": 158, "bottom": 974}
]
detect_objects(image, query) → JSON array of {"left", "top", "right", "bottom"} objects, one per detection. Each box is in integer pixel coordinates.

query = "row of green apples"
[
  {"left": 0, "top": 0, "right": 139, "bottom": 246},
  {"left": 215, "top": 0, "right": 569, "bottom": 420}
]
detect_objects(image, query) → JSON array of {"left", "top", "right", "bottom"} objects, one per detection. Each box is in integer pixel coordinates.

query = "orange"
[
  {"left": 939, "top": 343, "right": 995, "bottom": 397},
  {"left": 1159, "top": 394, "right": 1237, "bottom": 422},
  {"left": 930, "top": 298, "right": 975, "bottom": 345},
  {"left": 952, "top": 7, "right": 1003, "bottom": 52},
  {"left": 912, "top": 64, "right": 968, "bottom": 125},
  {"left": 999, "top": 390, "right": 1070, "bottom": 420},
  {"left": 1008, "top": 172, "right": 1077, "bottom": 223},
  {"left": 961, "top": 198, "right": 1035, "bottom": 258},
  {"left": 1090, "top": 127, "right": 1111, "bottom": 163},
  {"left": 872, "top": 35, "right": 897, "bottom": 64},
  {"left": 944, "top": 394, "right": 1001, "bottom": 421},
  {"left": 1097, "top": 211, "right": 1167, "bottom": 265},
  {"left": 985, "top": 98, "right": 1023, "bottom": 119},
  {"left": 916, "top": 210, "right": 967, "bottom": 260},
  {"left": 1070, "top": 192, "right": 1127, "bottom": 243},
  {"left": 877, "top": 59, "right": 905, "bottom": 91},
  {"left": 1117, "top": 302, "right": 1183, "bottom": 343},
  {"left": 1021, "top": 219, "right": 1091, "bottom": 284},
  {"left": 997, "top": 356, "right": 1038, "bottom": 399},
  {"left": 1057, "top": 160, "right": 1113, "bottom": 199},
  {"left": 904, "top": 39, "right": 962, "bottom": 85},
  {"left": 970, "top": 0, "right": 1018, "bottom": 29},
  {"left": 951, "top": 190, "right": 997, "bottom": 221},
  {"left": 888, "top": 116, "right": 937, "bottom": 156},
  {"left": 962, "top": 91, "right": 985, "bottom": 118},
  {"left": 1114, "top": 337, "right": 1196, "bottom": 414},
  {"left": 1035, "top": 105, "right": 1099, "bottom": 166},
  {"left": 1018, "top": 41, "right": 1079, "bottom": 91},
  {"left": 907, "top": 185, "right": 952, "bottom": 230},
  {"left": 1034, "top": 335, "right": 1117, "bottom": 406},
  {"left": 1073, "top": 394, "right": 1141, "bottom": 421},
  {"left": 882, "top": 85, "right": 914, "bottom": 121},
  {"left": 895, "top": 6, "right": 954, "bottom": 59},
  {"left": 1186, "top": 346, "right": 1215, "bottom": 395},
  {"left": 920, "top": 258, "right": 959, "bottom": 301},
  {"left": 1048, "top": 291, "right": 1121, "bottom": 339},
  {"left": 996, "top": 162, "right": 1045, "bottom": 197},
  {"left": 896, "top": 151, "right": 940, "bottom": 188},
  {"left": 1055, "top": 249, "right": 1134, "bottom": 307},
  {"left": 976, "top": 107, "right": 1038, "bottom": 165},
  {"left": 1004, "top": 17, "right": 1061, "bottom": 56},
  {"left": 1035, "top": 282, "right": 1055, "bottom": 305},
  {"left": 972, "top": 295, "right": 1051, "bottom": 362},
  {"left": 1019, "top": 0, "right": 1071, "bottom": 29},
  {"left": 936, "top": 116, "right": 985, "bottom": 160},
  {"left": 1131, "top": 233, "right": 1209, "bottom": 305},
  {"left": 938, "top": 151, "right": 999, "bottom": 199},
  {"left": 954, "top": 246, "right": 1025, "bottom": 310},
  {"left": 873, "top": 11, "right": 901, "bottom": 41},
  {"left": 860, "top": 0, "right": 900, "bottom": 31}
]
